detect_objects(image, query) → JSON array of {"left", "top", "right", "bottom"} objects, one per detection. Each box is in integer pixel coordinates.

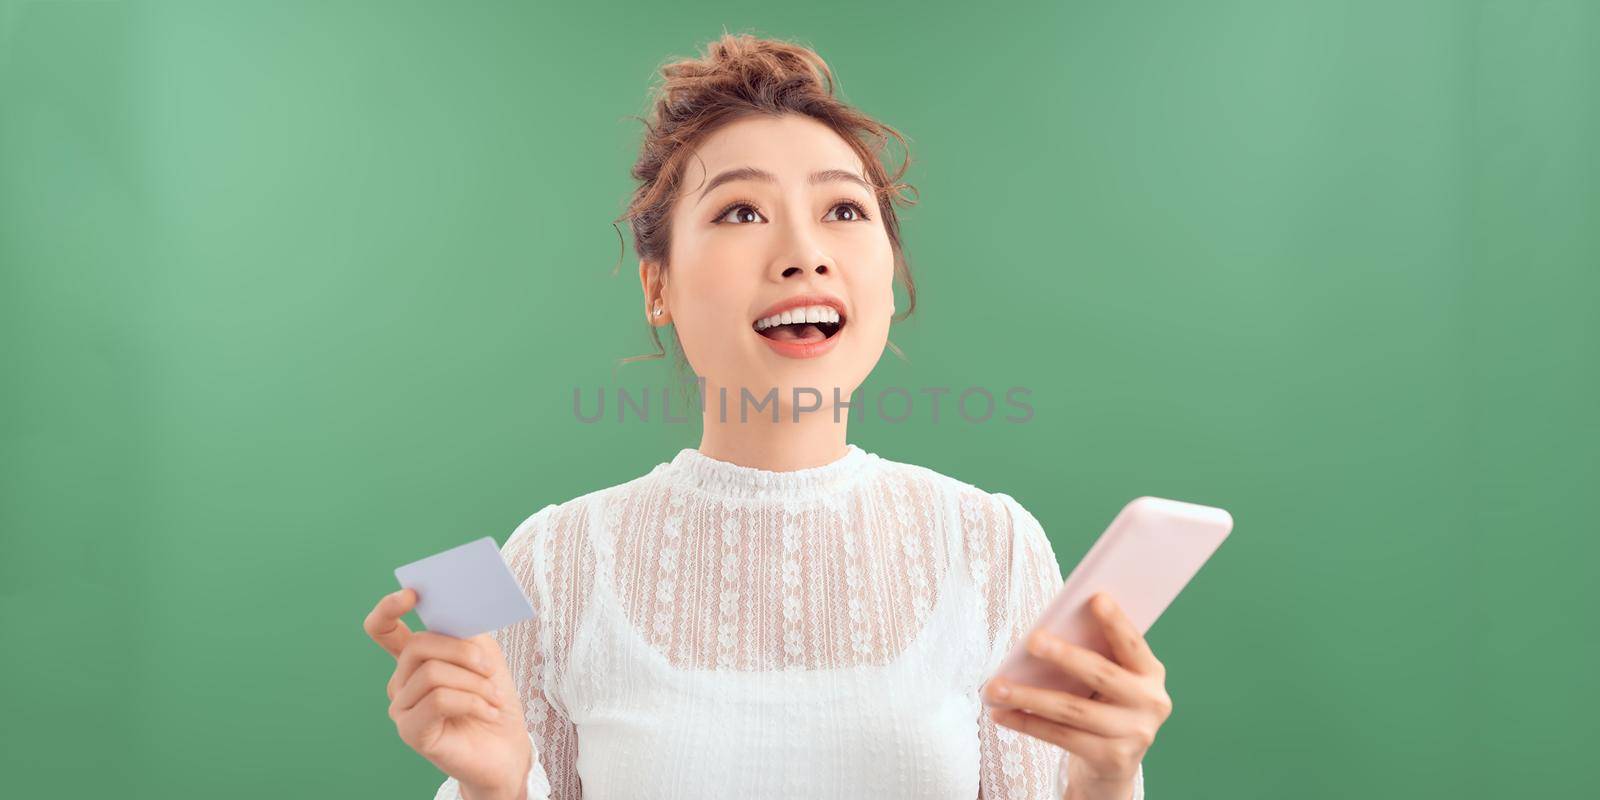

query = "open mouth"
[{"left": 753, "top": 305, "right": 847, "bottom": 343}]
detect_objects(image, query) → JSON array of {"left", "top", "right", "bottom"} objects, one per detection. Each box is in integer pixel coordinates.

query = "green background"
[{"left": 3, "top": 1, "right": 1595, "bottom": 797}]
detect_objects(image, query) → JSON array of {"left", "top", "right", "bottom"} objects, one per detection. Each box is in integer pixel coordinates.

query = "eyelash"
[{"left": 711, "top": 198, "right": 873, "bottom": 225}]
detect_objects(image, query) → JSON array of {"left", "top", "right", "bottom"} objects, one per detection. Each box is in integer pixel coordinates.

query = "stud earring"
[{"left": 653, "top": 304, "right": 663, "bottom": 317}]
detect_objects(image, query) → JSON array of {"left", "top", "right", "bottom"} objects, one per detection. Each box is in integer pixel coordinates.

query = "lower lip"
[{"left": 754, "top": 324, "right": 844, "bottom": 359}]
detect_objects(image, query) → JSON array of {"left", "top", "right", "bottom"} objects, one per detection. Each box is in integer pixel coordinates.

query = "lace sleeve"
[
  {"left": 977, "top": 494, "right": 1145, "bottom": 800},
  {"left": 433, "top": 504, "right": 583, "bottom": 799}
]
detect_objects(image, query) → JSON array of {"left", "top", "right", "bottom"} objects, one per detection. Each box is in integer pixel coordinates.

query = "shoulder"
[
  {"left": 501, "top": 454, "right": 693, "bottom": 563},
  {"left": 502, "top": 468, "right": 658, "bottom": 557},
  {"left": 873, "top": 452, "right": 1036, "bottom": 514},
  {"left": 870, "top": 452, "right": 1047, "bottom": 545}
]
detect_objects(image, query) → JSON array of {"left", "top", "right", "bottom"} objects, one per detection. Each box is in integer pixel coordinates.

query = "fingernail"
[{"left": 992, "top": 681, "right": 1011, "bottom": 699}]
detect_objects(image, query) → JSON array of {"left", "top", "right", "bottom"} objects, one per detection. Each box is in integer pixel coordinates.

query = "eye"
[
  {"left": 710, "top": 198, "right": 875, "bottom": 225},
  {"left": 824, "top": 200, "right": 873, "bottom": 222},
  {"left": 712, "top": 200, "right": 766, "bottom": 225}
]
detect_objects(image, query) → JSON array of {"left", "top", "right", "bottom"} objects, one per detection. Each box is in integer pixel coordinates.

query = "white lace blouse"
[{"left": 432, "top": 444, "right": 1146, "bottom": 799}]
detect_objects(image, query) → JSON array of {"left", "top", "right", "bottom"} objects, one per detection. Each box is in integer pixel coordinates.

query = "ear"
[{"left": 639, "top": 259, "right": 668, "bottom": 325}]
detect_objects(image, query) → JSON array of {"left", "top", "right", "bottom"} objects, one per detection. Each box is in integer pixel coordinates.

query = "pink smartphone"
[{"left": 981, "top": 495, "right": 1232, "bottom": 708}]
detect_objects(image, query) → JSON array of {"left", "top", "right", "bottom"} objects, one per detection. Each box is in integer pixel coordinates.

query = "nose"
[
  {"left": 779, "top": 263, "right": 830, "bottom": 279},
  {"left": 770, "top": 209, "right": 837, "bottom": 280}
]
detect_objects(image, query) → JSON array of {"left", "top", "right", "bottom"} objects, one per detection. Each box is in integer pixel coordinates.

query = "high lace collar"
[{"left": 659, "top": 443, "right": 878, "bottom": 501}]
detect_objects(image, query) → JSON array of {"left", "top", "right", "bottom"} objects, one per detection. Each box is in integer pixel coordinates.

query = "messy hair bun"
[{"left": 615, "top": 31, "right": 919, "bottom": 366}]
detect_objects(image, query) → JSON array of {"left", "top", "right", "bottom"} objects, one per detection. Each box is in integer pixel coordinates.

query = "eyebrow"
[{"left": 696, "top": 167, "right": 873, "bottom": 204}]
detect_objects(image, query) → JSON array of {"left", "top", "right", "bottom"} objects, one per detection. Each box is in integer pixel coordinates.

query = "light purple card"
[{"left": 393, "top": 536, "right": 534, "bottom": 639}]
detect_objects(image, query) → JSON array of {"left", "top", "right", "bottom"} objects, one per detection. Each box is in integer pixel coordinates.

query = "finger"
[
  {"left": 391, "top": 631, "right": 495, "bottom": 699},
  {"left": 468, "top": 632, "right": 504, "bottom": 665},
  {"left": 988, "top": 707, "right": 1113, "bottom": 763},
  {"left": 1026, "top": 630, "right": 1142, "bottom": 706},
  {"left": 364, "top": 589, "right": 418, "bottom": 658},
  {"left": 391, "top": 658, "right": 504, "bottom": 714},
  {"left": 394, "top": 687, "right": 501, "bottom": 745},
  {"left": 1090, "top": 593, "right": 1164, "bottom": 677},
  {"left": 417, "top": 686, "right": 501, "bottom": 725},
  {"left": 987, "top": 677, "right": 1140, "bottom": 738}
]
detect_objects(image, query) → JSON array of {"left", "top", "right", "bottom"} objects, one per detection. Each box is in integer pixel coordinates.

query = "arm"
[
  {"left": 438, "top": 728, "right": 549, "bottom": 800},
  {"left": 975, "top": 494, "right": 1146, "bottom": 800},
  {"left": 1057, "top": 753, "right": 1145, "bottom": 800},
  {"left": 435, "top": 506, "right": 583, "bottom": 799}
]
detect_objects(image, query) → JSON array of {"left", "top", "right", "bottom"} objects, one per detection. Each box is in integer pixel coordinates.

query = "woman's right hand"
[{"left": 364, "top": 589, "right": 533, "bottom": 800}]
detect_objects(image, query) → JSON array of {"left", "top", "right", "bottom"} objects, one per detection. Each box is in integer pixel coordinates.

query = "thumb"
[{"left": 364, "top": 589, "right": 417, "bottom": 658}]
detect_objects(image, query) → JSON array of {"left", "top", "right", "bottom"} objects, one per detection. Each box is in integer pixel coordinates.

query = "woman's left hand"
[{"left": 983, "top": 592, "right": 1173, "bottom": 797}]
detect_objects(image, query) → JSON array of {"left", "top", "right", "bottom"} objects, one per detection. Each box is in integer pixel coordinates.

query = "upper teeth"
[{"left": 754, "top": 305, "right": 841, "bottom": 331}]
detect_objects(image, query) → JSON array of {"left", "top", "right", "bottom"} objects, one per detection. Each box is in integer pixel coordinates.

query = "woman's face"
[{"left": 644, "top": 113, "right": 896, "bottom": 417}]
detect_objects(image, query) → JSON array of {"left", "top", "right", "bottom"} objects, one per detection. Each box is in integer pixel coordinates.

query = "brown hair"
[{"left": 611, "top": 31, "right": 919, "bottom": 371}]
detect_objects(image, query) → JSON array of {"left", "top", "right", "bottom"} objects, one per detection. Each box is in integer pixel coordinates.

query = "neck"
[{"left": 693, "top": 377, "right": 852, "bottom": 471}]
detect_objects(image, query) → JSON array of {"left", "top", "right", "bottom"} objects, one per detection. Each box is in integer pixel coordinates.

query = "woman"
[{"left": 363, "top": 32, "right": 1170, "bottom": 800}]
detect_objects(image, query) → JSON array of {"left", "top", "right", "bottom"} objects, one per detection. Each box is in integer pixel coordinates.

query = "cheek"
[
  {"left": 666, "top": 269, "right": 748, "bottom": 368},
  {"left": 852, "top": 248, "right": 898, "bottom": 328}
]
